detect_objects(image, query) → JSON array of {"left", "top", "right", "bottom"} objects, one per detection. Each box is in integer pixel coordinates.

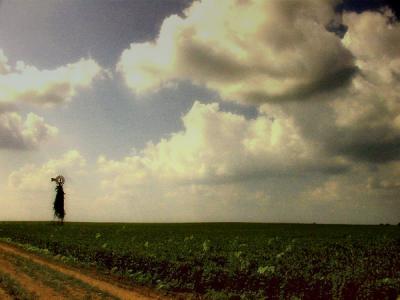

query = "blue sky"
[{"left": 0, "top": 0, "right": 399, "bottom": 223}]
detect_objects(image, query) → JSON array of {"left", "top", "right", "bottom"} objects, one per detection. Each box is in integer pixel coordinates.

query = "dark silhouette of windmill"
[{"left": 51, "top": 175, "right": 65, "bottom": 224}]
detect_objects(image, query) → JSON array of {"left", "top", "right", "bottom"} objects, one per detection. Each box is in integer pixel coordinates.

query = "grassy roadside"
[
  {"left": 0, "top": 249, "right": 118, "bottom": 300},
  {"left": 0, "top": 238, "right": 178, "bottom": 299}
]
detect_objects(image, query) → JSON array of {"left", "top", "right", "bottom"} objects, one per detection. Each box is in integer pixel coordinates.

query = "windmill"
[{"left": 51, "top": 175, "right": 65, "bottom": 224}]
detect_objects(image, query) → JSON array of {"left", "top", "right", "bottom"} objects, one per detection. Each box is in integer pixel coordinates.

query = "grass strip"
[{"left": 1, "top": 251, "right": 118, "bottom": 300}]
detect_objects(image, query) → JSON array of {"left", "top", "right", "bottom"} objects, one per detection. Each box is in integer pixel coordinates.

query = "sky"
[{"left": 0, "top": 0, "right": 399, "bottom": 224}]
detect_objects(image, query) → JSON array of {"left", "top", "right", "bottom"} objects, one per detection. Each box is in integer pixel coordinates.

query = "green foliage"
[{"left": 0, "top": 222, "right": 399, "bottom": 299}]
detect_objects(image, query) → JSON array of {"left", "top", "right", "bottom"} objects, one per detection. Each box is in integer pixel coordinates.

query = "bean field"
[{"left": 0, "top": 222, "right": 399, "bottom": 299}]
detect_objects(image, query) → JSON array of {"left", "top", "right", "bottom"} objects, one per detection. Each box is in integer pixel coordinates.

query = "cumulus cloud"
[
  {"left": 0, "top": 112, "right": 58, "bottom": 150},
  {"left": 326, "top": 9, "right": 400, "bottom": 163},
  {"left": 0, "top": 54, "right": 102, "bottom": 107},
  {"left": 4, "top": 3, "right": 399, "bottom": 223},
  {"left": 93, "top": 100, "right": 352, "bottom": 221},
  {"left": 8, "top": 149, "right": 86, "bottom": 192},
  {"left": 265, "top": 7, "right": 400, "bottom": 165},
  {"left": 0, "top": 49, "right": 104, "bottom": 150},
  {"left": 106, "top": 3, "right": 400, "bottom": 223},
  {"left": 3, "top": 150, "right": 91, "bottom": 221},
  {"left": 98, "top": 101, "right": 347, "bottom": 191},
  {"left": 343, "top": 8, "right": 400, "bottom": 63},
  {"left": 330, "top": 89, "right": 400, "bottom": 162},
  {"left": 118, "top": 0, "right": 356, "bottom": 104},
  {"left": 117, "top": 0, "right": 400, "bottom": 167}
]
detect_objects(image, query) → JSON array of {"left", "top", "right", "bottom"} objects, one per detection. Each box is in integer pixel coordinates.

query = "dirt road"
[{"left": 0, "top": 242, "right": 167, "bottom": 300}]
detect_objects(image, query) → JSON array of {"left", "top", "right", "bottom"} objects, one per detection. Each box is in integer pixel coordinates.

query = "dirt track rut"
[{"left": 0, "top": 242, "right": 165, "bottom": 300}]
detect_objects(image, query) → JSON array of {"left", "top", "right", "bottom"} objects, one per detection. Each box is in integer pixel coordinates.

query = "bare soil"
[
  {"left": 0, "top": 242, "right": 168, "bottom": 300},
  {"left": 0, "top": 286, "right": 12, "bottom": 300}
]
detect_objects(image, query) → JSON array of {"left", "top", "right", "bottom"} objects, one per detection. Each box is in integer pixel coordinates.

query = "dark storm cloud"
[
  {"left": 326, "top": 21, "right": 348, "bottom": 38},
  {"left": 180, "top": 41, "right": 250, "bottom": 82},
  {"left": 244, "top": 65, "right": 358, "bottom": 104},
  {"left": 184, "top": 159, "right": 350, "bottom": 186},
  {"left": 285, "top": 97, "right": 400, "bottom": 165},
  {"left": 0, "top": 0, "right": 194, "bottom": 68},
  {"left": 337, "top": 139, "right": 400, "bottom": 163}
]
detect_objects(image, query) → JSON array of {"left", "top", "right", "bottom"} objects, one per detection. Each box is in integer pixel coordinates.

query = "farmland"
[{"left": 0, "top": 222, "right": 399, "bottom": 299}]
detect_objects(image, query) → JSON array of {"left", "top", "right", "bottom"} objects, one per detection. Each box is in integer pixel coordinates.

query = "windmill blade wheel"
[{"left": 54, "top": 175, "right": 65, "bottom": 186}]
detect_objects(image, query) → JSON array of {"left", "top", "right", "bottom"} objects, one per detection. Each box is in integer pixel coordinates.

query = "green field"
[{"left": 0, "top": 222, "right": 399, "bottom": 299}]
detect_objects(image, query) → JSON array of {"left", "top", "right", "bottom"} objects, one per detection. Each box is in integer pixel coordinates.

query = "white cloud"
[
  {"left": 92, "top": 5, "right": 400, "bottom": 223},
  {"left": 0, "top": 51, "right": 103, "bottom": 107},
  {"left": 343, "top": 8, "right": 400, "bottom": 63},
  {"left": 93, "top": 99, "right": 356, "bottom": 221},
  {"left": 0, "top": 49, "right": 103, "bottom": 150},
  {"left": 342, "top": 8, "right": 400, "bottom": 97},
  {"left": 98, "top": 101, "right": 347, "bottom": 190},
  {"left": 3, "top": 150, "right": 90, "bottom": 221},
  {"left": 3, "top": 4, "right": 400, "bottom": 223},
  {"left": 323, "top": 9, "right": 400, "bottom": 162},
  {"left": 266, "top": 8, "right": 400, "bottom": 164},
  {"left": 118, "top": 0, "right": 355, "bottom": 104},
  {"left": 8, "top": 149, "right": 86, "bottom": 192},
  {"left": 0, "top": 112, "right": 58, "bottom": 150}
]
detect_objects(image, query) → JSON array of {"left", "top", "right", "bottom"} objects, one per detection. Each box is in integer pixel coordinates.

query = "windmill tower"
[{"left": 51, "top": 175, "right": 66, "bottom": 224}]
